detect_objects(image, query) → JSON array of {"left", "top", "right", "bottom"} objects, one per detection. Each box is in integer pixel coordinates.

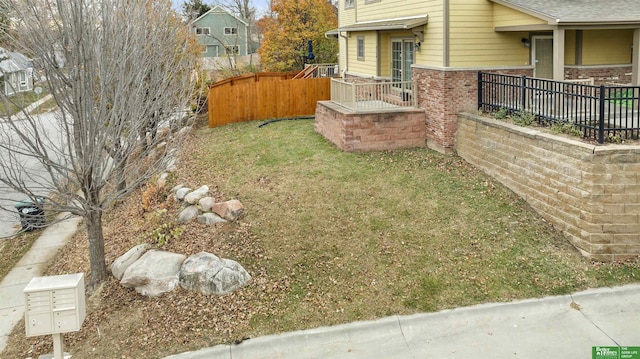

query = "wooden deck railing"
[{"left": 330, "top": 78, "right": 417, "bottom": 111}]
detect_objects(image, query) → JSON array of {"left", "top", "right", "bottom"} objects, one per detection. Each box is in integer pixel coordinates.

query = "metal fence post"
[
  {"left": 477, "top": 71, "right": 483, "bottom": 110},
  {"left": 520, "top": 75, "right": 527, "bottom": 112},
  {"left": 598, "top": 85, "right": 605, "bottom": 144}
]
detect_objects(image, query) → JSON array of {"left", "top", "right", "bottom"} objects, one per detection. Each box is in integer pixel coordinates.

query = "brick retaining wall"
[
  {"left": 315, "top": 101, "right": 426, "bottom": 152},
  {"left": 456, "top": 113, "right": 640, "bottom": 261}
]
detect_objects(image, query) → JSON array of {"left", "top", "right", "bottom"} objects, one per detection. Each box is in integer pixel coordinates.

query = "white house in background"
[{"left": 0, "top": 47, "right": 34, "bottom": 96}]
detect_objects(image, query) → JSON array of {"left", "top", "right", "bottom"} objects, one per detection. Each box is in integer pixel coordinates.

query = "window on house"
[
  {"left": 345, "top": 0, "right": 354, "bottom": 9},
  {"left": 357, "top": 37, "right": 364, "bottom": 60},
  {"left": 224, "top": 27, "right": 238, "bottom": 35},
  {"left": 195, "top": 27, "right": 210, "bottom": 35},
  {"left": 19, "top": 71, "right": 26, "bottom": 86},
  {"left": 225, "top": 46, "right": 239, "bottom": 55}
]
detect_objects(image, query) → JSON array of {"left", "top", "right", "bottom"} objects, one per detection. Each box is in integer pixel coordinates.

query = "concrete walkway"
[
  {"left": 0, "top": 214, "right": 82, "bottom": 353},
  {"left": 2, "top": 94, "right": 54, "bottom": 121},
  {"left": 166, "top": 284, "right": 640, "bottom": 359}
]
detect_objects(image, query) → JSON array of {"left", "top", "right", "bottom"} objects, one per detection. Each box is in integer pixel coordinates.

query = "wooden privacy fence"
[{"left": 208, "top": 72, "right": 331, "bottom": 127}]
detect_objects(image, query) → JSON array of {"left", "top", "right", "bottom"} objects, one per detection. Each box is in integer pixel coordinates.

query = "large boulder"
[
  {"left": 120, "top": 250, "right": 186, "bottom": 297},
  {"left": 179, "top": 252, "right": 251, "bottom": 295},
  {"left": 197, "top": 212, "right": 227, "bottom": 225},
  {"left": 198, "top": 196, "right": 216, "bottom": 212},
  {"left": 184, "top": 185, "right": 209, "bottom": 205},
  {"left": 110, "top": 243, "right": 150, "bottom": 280},
  {"left": 211, "top": 199, "right": 245, "bottom": 221},
  {"left": 178, "top": 205, "right": 200, "bottom": 223},
  {"left": 175, "top": 187, "right": 191, "bottom": 201}
]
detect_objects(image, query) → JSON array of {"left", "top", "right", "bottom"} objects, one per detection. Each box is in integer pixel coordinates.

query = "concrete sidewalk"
[
  {"left": 166, "top": 284, "right": 640, "bottom": 359},
  {"left": 0, "top": 214, "right": 82, "bottom": 353}
]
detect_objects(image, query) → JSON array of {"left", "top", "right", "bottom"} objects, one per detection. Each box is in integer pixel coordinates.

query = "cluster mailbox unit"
[{"left": 24, "top": 273, "right": 86, "bottom": 359}]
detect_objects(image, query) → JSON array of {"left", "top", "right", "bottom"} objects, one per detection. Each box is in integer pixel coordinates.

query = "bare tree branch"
[{"left": 0, "top": 0, "right": 199, "bottom": 286}]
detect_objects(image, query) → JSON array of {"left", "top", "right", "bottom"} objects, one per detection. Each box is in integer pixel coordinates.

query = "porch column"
[
  {"left": 553, "top": 29, "right": 565, "bottom": 80},
  {"left": 633, "top": 29, "right": 640, "bottom": 85}
]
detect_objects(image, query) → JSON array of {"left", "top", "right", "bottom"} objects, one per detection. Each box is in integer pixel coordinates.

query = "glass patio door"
[{"left": 392, "top": 39, "right": 414, "bottom": 85}]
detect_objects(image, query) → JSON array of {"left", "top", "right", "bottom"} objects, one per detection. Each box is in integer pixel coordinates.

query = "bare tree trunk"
[{"left": 86, "top": 207, "right": 107, "bottom": 287}]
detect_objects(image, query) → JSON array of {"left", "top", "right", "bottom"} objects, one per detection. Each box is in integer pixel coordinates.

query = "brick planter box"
[{"left": 314, "top": 101, "right": 426, "bottom": 152}]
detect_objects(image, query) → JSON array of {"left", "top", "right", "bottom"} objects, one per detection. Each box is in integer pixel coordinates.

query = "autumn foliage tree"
[{"left": 257, "top": 0, "right": 337, "bottom": 72}]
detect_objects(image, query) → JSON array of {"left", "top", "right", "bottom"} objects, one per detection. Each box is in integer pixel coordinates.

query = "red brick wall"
[
  {"left": 315, "top": 101, "right": 426, "bottom": 152},
  {"left": 565, "top": 66, "right": 632, "bottom": 85},
  {"left": 413, "top": 67, "right": 533, "bottom": 153}
]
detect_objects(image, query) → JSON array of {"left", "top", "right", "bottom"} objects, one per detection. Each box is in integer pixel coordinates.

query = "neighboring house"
[
  {"left": 326, "top": 0, "right": 640, "bottom": 152},
  {"left": 191, "top": 6, "right": 251, "bottom": 59},
  {"left": 0, "top": 47, "right": 34, "bottom": 96}
]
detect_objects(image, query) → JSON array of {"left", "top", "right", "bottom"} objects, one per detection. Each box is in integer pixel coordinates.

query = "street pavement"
[
  {"left": 0, "top": 94, "right": 56, "bottom": 239},
  {"left": 164, "top": 286, "right": 640, "bottom": 359}
]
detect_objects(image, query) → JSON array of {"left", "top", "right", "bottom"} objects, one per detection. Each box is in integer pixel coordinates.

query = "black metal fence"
[{"left": 477, "top": 71, "right": 640, "bottom": 143}]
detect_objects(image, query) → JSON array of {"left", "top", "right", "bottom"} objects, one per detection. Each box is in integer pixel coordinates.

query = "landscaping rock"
[
  {"left": 197, "top": 212, "right": 227, "bottom": 225},
  {"left": 178, "top": 205, "right": 200, "bottom": 223},
  {"left": 176, "top": 187, "right": 191, "bottom": 201},
  {"left": 211, "top": 199, "right": 245, "bottom": 221},
  {"left": 198, "top": 196, "right": 216, "bottom": 212},
  {"left": 120, "top": 250, "right": 186, "bottom": 297},
  {"left": 184, "top": 185, "right": 209, "bottom": 205},
  {"left": 157, "top": 173, "right": 169, "bottom": 190},
  {"left": 110, "top": 243, "right": 150, "bottom": 281},
  {"left": 171, "top": 184, "right": 184, "bottom": 193},
  {"left": 179, "top": 252, "right": 251, "bottom": 295}
]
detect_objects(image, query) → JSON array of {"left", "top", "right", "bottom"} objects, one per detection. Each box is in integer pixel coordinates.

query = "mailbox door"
[
  {"left": 54, "top": 310, "right": 79, "bottom": 332},
  {"left": 26, "top": 312, "right": 53, "bottom": 337}
]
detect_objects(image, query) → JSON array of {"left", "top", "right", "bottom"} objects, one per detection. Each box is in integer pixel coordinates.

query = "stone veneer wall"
[
  {"left": 565, "top": 65, "right": 632, "bottom": 85},
  {"left": 456, "top": 113, "right": 640, "bottom": 261},
  {"left": 412, "top": 67, "right": 534, "bottom": 154},
  {"left": 314, "top": 101, "right": 426, "bottom": 152}
]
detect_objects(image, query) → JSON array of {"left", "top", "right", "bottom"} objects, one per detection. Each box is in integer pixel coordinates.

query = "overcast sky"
[{"left": 171, "top": 0, "right": 271, "bottom": 17}]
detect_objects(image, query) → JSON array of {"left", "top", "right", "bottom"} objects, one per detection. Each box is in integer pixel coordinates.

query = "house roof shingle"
[{"left": 495, "top": 0, "right": 640, "bottom": 24}]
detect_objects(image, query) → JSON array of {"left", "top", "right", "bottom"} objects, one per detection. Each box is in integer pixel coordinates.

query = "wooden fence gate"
[{"left": 208, "top": 72, "right": 331, "bottom": 127}]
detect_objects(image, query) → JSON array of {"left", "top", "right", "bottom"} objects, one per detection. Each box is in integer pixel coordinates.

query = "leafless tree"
[{"left": 0, "top": 0, "right": 199, "bottom": 286}]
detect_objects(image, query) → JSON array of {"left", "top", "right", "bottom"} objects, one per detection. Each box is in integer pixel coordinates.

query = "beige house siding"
[
  {"left": 339, "top": 0, "right": 356, "bottom": 26},
  {"left": 357, "top": 0, "right": 430, "bottom": 22},
  {"left": 492, "top": 3, "right": 547, "bottom": 27},
  {"left": 449, "top": 1, "right": 529, "bottom": 67},
  {"left": 565, "top": 30, "right": 576, "bottom": 65},
  {"left": 416, "top": 3, "right": 444, "bottom": 67},
  {"left": 347, "top": 31, "right": 378, "bottom": 75},
  {"left": 582, "top": 29, "right": 633, "bottom": 65}
]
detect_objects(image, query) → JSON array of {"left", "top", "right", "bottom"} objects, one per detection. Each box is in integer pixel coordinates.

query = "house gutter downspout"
[
  {"left": 443, "top": 0, "right": 450, "bottom": 67},
  {"left": 340, "top": 31, "right": 349, "bottom": 77}
]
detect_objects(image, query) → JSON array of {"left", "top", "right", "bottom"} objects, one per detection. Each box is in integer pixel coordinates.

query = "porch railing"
[
  {"left": 478, "top": 71, "right": 640, "bottom": 143},
  {"left": 330, "top": 78, "right": 417, "bottom": 111},
  {"left": 294, "top": 63, "right": 338, "bottom": 79}
]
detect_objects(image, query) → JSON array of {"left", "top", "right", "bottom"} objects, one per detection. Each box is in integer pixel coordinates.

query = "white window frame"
[
  {"left": 195, "top": 27, "right": 210, "bottom": 35},
  {"left": 345, "top": 0, "right": 354, "bottom": 9},
  {"left": 224, "top": 27, "right": 238, "bottom": 35}
]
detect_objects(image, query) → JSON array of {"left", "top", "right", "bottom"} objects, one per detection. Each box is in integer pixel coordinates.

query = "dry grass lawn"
[{"left": 2, "top": 118, "right": 639, "bottom": 359}]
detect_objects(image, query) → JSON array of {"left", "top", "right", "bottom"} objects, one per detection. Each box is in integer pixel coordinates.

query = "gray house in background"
[
  {"left": 191, "top": 6, "right": 251, "bottom": 58},
  {"left": 0, "top": 47, "right": 34, "bottom": 96}
]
